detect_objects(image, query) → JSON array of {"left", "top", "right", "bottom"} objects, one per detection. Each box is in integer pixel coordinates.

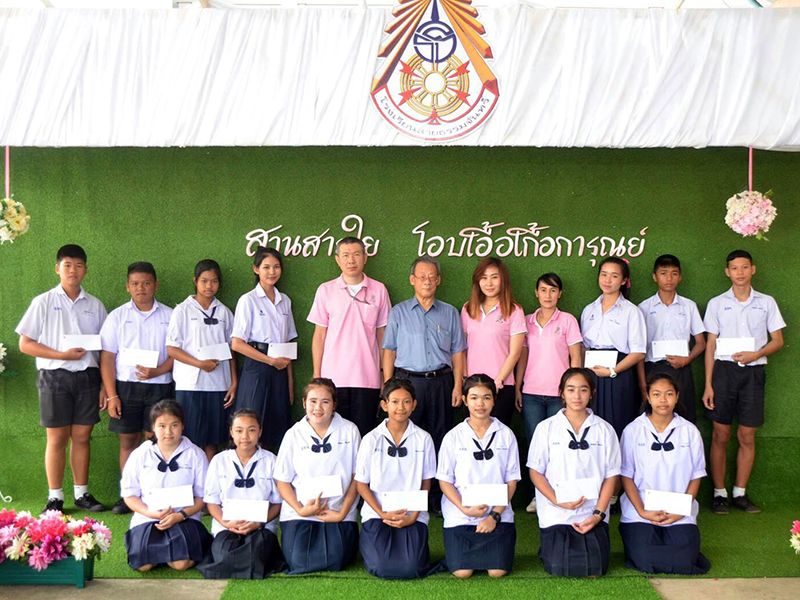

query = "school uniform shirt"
[
  {"left": 204, "top": 448, "right": 282, "bottom": 535},
  {"left": 355, "top": 420, "right": 437, "bottom": 525},
  {"left": 15, "top": 285, "right": 107, "bottom": 372},
  {"left": 166, "top": 296, "right": 233, "bottom": 392},
  {"left": 619, "top": 413, "right": 705, "bottom": 526},
  {"left": 638, "top": 293, "right": 704, "bottom": 363},
  {"left": 461, "top": 304, "right": 526, "bottom": 385},
  {"left": 307, "top": 275, "right": 391, "bottom": 389},
  {"left": 703, "top": 288, "right": 786, "bottom": 366},
  {"left": 99, "top": 299, "right": 173, "bottom": 384},
  {"left": 274, "top": 413, "right": 361, "bottom": 523},
  {"left": 232, "top": 285, "right": 297, "bottom": 346},
  {"left": 521, "top": 309, "right": 583, "bottom": 397},
  {"left": 383, "top": 298, "right": 467, "bottom": 372},
  {"left": 581, "top": 295, "right": 647, "bottom": 354},
  {"left": 527, "top": 409, "right": 621, "bottom": 529},
  {"left": 436, "top": 418, "right": 520, "bottom": 528},
  {"left": 120, "top": 436, "right": 208, "bottom": 529}
]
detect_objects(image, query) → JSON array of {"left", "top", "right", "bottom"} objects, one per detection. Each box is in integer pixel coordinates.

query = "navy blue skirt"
[
  {"left": 197, "top": 528, "right": 285, "bottom": 579},
  {"left": 443, "top": 523, "right": 516, "bottom": 573},
  {"left": 281, "top": 520, "right": 358, "bottom": 574},
  {"left": 175, "top": 390, "right": 228, "bottom": 447},
  {"left": 360, "top": 519, "right": 441, "bottom": 579},
  {"left": 619, "top": 522, "right": 710, "bottom": 575},
  {"left": 125, "top": 519, "right": 211, "bottom": 570},
  {"left": 539, "top": 522, "right": 610, "bottom": 577},
  {"left": 234, "top": 358, "right": 290, "bottom": 449},
  {"left": 592, "top": 350, "right": 639, "bottom": 438}
]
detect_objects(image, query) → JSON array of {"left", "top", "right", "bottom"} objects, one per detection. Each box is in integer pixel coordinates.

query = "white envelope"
[
  {"left": 378, "top": 490, "right": 428, "bottom": 512},
  {"left": 294, "top": 475, "right": 343, "bottom": 502},
  {"left": 172, "top": 360, "right": 200, "bottom": 386},
  {"left": 267, "top": 342, "right": 297, "bottom": 360},
  {"left": 643, "top": 489, "right": 693, "bottom": 517},
  {"left": 118, "top": 348, "right": 159, "bottom": 368},
  {"left": 584, "top": 350, "right": 617, "bottom": 369},
  {"left": 144, "top": 484, "right": 194, "bottom": 511},
  {"left": 222, "top": 499, "right": 271, "bottom": 523},
  {"left": 553, "top": 477, "right": 601, "bottom": 504},
  {"left": 651, "top": 339, "right": 689, "bottom": 360},
  {"left": 715, "top": 337, "right": 756, "bottom": 358},
  {"left": 61, "top": 334, "right": 102, "bottom": 351},
  {"left": 460, "top": 483, "right": 508, "bottom": 507},
  {"left": 197, "top": 343, "right": 232, "bottom": 361}
]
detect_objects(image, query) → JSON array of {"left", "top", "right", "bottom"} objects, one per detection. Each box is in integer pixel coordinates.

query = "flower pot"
[{"left": 0, "top": 557, "right": 94, "bottom": 588}]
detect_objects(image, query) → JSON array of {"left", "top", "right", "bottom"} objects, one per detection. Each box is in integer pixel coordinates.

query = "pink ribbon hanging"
[
  {"left": 4, "top": 146, "right": 9, "bottom": 198},
  {"left": 748, "top": 146, "right": 753, "bottom": 193}
]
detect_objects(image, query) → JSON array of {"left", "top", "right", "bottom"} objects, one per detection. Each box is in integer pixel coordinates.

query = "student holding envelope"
[
  {"left": 167, "top": 259, "right": 237, "bottom": 460},
  {"left": 274, "top": 378, "right": 361, "bottom": 574},
  {"left": 355, "top": 378, "right": 438, "bottom": 579},
  {"left": 100, "top": 261, "right": 175, "bottom": 515},
  {"left": 121, "top": 400, "right": 210, "bottom": 573},
  {"left": 231, "top": 247, "right": 298, "bottom": 452},
  {"left": 528, "top": 368, "right": 619, "bottom": 577},
  {"left": 619, "top": 373, "right": 710, "bottom": 574},
  {"left": 437, "top": 374, "right": 520, "bottom": 579},
  {"left": 199, "top": 409, "right": 284, "bottom": 579}
]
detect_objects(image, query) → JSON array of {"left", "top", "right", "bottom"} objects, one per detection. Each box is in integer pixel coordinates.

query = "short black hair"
[
  {"left": 463, "top": 373, "right": 497, "bottom": 399},
  {"left": 381, "top": 377, "right": 417, "bottom": 401},
  {"left": 194, "top": 259, "right": 223, "bottom": 286},
  {"left": 127, "top": 261, "right": 157, "bottom": 279},
  {"left": 652, "top": 254, "right": 681, "bottom": 273},
  {"left": 726, "top": 249, "right": 753, "bottom": 265},
  {"left": 149, "top": 399, "right": 184, "bottom": 429},
  {"left": 536, "top": 272, "right": 563, "bottom": 290},
  {"left": 56, "top": 244, "right": 87, "bottom": 263},
  {"left": 252, "top": 246, "right": 283, "bottom": 284}
]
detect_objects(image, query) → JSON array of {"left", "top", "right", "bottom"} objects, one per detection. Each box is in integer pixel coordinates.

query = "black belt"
[
  {"left": 396, "top": 366, "right": 452, "bottom": 379},
  {"left": 248, "top": 341, "right": 270, "bottom": 353}
]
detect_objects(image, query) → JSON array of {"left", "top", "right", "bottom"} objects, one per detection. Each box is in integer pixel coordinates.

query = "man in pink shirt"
[{"left": 307, "top": 237, "right": 391, "bottom": 435}]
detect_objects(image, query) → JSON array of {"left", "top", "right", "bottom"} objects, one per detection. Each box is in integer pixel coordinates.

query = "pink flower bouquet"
[
  {"left": 724, "top": 190, "right": 777, "bottom": 241},
  {"left": 791, "top": 520, "right": 800, "bottom": 555}
]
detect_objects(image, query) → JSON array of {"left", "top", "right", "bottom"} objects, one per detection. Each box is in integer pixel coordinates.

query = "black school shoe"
[
  {"left": 711, "top": 495, "right": 730, "bottom": 514},
  {"left": 731, "top": 494, "right": 761, "bottom": 514},
  {"left": 43, "top": 497, "right": 64, "bottom": 514},
  {"left": 74, "top": 493, "right": 106, "bottom": 512},
  {"left": 111, "top": 497, "right": 132, "bottom": 515}
]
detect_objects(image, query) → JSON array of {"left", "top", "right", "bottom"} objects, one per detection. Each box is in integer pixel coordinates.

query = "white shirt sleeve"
[
  {"left": 689, "top": 301, "right": 706, "bottom": 336},
  {"left": 231, "top": 295, "right": 252, "bottom": 341},
  {"left": 627, "top": 303, "right": 647, "bottom": 354},
  {"left": 120, "top": 445, "right": 144, "bottom": 498},
  {"left": 435, "top": 432, "right": 457, "bottom": 484},
  {"left": 99, "top": 308, "right": 120, "bottom": 353},
  {"left": 619, "top": 424, "right": 636, "bottom": 479},
  {"left": 703, "top": 298, "right": 720, "bottom": 335},
  {"left": 503, "top": 432, "right": 521, "bottom": 482},
  {"left": 274, "top": 434, "right": 297, "bottom": 483},
  {"left": 766, "top": 295, "right": 787, "bottom": 333},
  {"left": 204, "top": 454, "right": 223, "bottom": 505},
  {"left": 689, "top": 425, "right": 707, "bottom": 481},
  {"left": 191, "top": 446, "right": 209, "bottom": 498},
  {"left": 354, "top": 433, "right": 373, "bottom": 484},
  {"left": 527, "top": 423, "right": 549, "bottom": 473},
  {"left": 604, "top": 425, "right": 622, "bottom": 478},
  {"left": 166, "top": 304, "right": 186, "bottom": 348},
  {"left": 15, "top": 294, "right": 47, "bottom": 340},
  {"left": 422, "top": 433, "right": 437, "bottom": 480}
]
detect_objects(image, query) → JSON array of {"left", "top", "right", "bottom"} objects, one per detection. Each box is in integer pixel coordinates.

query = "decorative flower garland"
[
  {"left": 791, "top": 520, "right": 800, "bottom": 555},
  {"left": 725, "top": 148, "right": 777, "bottom": 241},
  {"left": 1, "top": 147, "right": 30, "bottom": 244}
]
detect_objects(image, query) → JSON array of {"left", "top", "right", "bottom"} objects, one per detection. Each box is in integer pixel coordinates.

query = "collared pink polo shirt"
[
  {"left": 461, "top": 304, "right": 526, "bottom": 385},
  {"left": 307, "top": 274, "right": 391, "bottom": 389},
  {"left": 521, "top": 308, "right": 583, "bottom": 396}
]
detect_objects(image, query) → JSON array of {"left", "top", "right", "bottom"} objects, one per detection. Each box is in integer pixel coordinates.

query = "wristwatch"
[
  {"left": 488, "top": 510, "right": 502, "bottom": 523},
  {"left": 178, "top": 509, "right": 189, "bottom": 520},
  {"left": 592, "top": 508, "right": 606, "bottom": 521},
  {"left": 608, "top": 367, "right": 617, "bottom": 379}
]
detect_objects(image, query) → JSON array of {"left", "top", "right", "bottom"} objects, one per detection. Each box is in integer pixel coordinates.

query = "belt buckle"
[{"left": 424, "top": 370, "right": 437, "bottom": 378}]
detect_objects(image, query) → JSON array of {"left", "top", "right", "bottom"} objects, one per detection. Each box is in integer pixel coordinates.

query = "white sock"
[
  {"left": 73, "top": 484, "right": 89, "bottom": 498},
  {"left": 714, "top": 488, "right": 728, "bottom": 498},
  {"left": 732, "top": 486, "right": 746, "bottom": 498},
  {"left": 48, "top": 488, "right": 64, "bottom": 501}
]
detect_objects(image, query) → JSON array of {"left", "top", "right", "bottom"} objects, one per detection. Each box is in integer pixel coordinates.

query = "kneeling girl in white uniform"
[
  {"left": 274, "top": 378, "right": 361, "bottom": 574},
  {"left": 199, "top": 409, "right": 285, "bottom": 579},
  {"left": 437, "top": 374, "right": 520, "bottom": 578},
  {"left": 355, "top": 378, "right": 439, "bottom": 579},
  {"left": 619, "top": 372, "right": 710, "bottom": 574},
  {"left": 528, "top": 368, "right": 620, "bottom": 577},
  {"left": 121, "top": 400, "right": 210, "bottom": 572}
]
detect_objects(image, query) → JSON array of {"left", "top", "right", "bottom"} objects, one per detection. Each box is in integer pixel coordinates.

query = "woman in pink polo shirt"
[
  {"left": 461, "top": 257, "right": 526, "bottom": 426},
  {"left": 514, "top": 273, "right": 583, "bottom": 513}
]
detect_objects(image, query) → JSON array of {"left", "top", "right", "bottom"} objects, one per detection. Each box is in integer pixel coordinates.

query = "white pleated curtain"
[{"left": 0, "top": 7, "right": 798, "bottom": 147}]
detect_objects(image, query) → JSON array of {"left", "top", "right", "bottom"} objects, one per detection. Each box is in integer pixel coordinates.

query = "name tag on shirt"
[
  {"left": 197, "top": 343, "right": 232, "bottom": 361},
  {"left": 268, "top": 342, "right": 297, "bottom": 360},
  {"left": 118, "top": 348, "right": 159, "bottom": 368},
  {"left": 172, "top": 360, "right": 200, "bottom": 386},
  {"left": 651, "top": 340, "right": 689, "bottom": 360},
  {"left": 715, "top": 337, "right": 756, "bottom": 358},
  {"left": 584, "top": 350, "right": 617, "bottom": 369},
  {"left": 144, "top": 484, "right": 194, "bottom": 511},
  {"left": 294, "top": 475, "right": 343, "bottom": 502},
  {"left": 643, "top": 489, "right": 692, "bottom": 516},
  {"left": 553, "top": 477, "right": 601, "bottom": 504},
  {"left": 379, "top": 490, "right": 428, "bottom": 512},
  {"left": 222, "top": 499, "right": 270, "bottom": 522},
  {"left": 60, "top": 334, "right": 102, "bottom": 351},
  {"left": 460, "top": 483, "right": 508, "bottom": 507}
]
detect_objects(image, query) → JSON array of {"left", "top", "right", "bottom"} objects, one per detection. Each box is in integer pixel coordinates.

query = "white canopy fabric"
[{"left": 0, "top": 6, "right": 798, "bottom": 148}]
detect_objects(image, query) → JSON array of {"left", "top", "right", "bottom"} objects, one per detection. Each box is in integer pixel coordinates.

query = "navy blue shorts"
[
  {"left": 37, "top": 368, "right": 101, "bottom": 428},
  {"left": 707, "top": 360, "right": 765, "bottom": 427},
  {"left": 110, "top": 380, "right": 174, "bottom": 434}
]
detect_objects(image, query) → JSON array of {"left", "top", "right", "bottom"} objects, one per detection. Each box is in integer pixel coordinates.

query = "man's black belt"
[
  {"left": 395, "top": 366, "right": 452, "bottom": 379},
  {"left": 249, "top": 341, "right": 270, "bottom": 353}
]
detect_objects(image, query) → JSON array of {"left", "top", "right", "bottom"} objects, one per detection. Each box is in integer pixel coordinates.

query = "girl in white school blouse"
[
  {"left": 274, "top": 378, "right": 361, "bottom": 574},
  {"left": 231, "top": 247, "right": 297, "bottom": 452},
  {"left": 580, "top": 257, "right": 646, "bottom": 438},
  {"left": 167, "top": 259, "right": 237, "bottom": 460},
  {"left": 437, "top": 374, "right": 520, "bottom": 579},
  {"left": 199, "top": 409, "right": 285, "bottom": 579},
  {"left": 528, "top": 368, "right": 619, "bottom": 577},
  {"left": 355, "top": 378, "right": 439, "bottom": 579},
  {"left": 121, "top": 400, "right": 210, "bottom": 572},
  {"left": 619, "top": 373, "right": 710, "bottom": 574}
]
